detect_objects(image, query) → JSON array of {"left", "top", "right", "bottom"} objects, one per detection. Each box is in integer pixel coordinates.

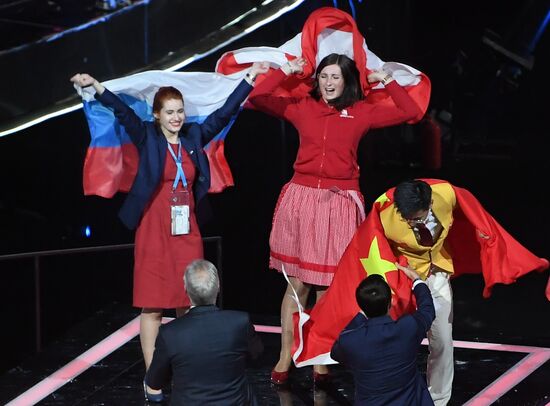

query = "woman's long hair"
[{"left": 309, "top": 53, "right": 364, "bottom": 111}]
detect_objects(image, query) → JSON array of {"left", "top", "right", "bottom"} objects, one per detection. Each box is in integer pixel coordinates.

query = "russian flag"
[{"left": 77, "top": 71, "right": 243, "bottom": 198}]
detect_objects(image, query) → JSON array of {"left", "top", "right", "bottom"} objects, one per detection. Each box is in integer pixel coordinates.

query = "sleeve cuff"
[{"left": 412, "top": 278, "right": 425, "bottom": 289}]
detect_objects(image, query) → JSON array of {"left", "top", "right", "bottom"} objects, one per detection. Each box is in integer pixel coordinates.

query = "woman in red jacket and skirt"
[{"left": 248, "top": 54, "right": 422, "bottom": 384}]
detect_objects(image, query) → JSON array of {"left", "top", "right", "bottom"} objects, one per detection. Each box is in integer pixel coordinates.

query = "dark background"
[{"left": 1, "top": 0, "right": 549, "bottom": 374}]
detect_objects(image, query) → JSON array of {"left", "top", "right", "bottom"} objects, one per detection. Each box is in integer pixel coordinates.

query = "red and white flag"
[{"left": 217, "top": 6, "right": 430, "bottom": 123}]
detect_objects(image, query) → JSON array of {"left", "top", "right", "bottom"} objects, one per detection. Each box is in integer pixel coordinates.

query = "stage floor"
[{"left": 2, "top": 289, "right": 549, "bottom": 406}]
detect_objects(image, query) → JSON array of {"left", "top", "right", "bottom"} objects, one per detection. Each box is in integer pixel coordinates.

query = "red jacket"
[{"left": 248, "top": 69, "right": 422, "bottom": 191}]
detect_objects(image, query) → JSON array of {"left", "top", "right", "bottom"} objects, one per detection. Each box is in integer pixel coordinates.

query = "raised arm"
[
  {"left": 70, "top": 73, "right": 147, "bottom": 146},
  {"left": 411, "top": 281, "right": 435, "bottom": 334},
  {"left": 246, "top": 57, "right": 306, "bottom": 120},
  {"left": 362, "top": 70, "right": 423, "bottom": 129},
  {"left": 396, "top": 262, "right": 435, "bottom": 333},
  {"left": 198, "top": 62, "right": 269, "bottom": 145},
  {"left": 71, "top": 73, "right": 106, "bottom": 95}
]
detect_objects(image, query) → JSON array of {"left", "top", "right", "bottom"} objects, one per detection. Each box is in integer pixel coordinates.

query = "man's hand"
[{"left": 395, "top": 262, "right": 421, "bottom": 281}]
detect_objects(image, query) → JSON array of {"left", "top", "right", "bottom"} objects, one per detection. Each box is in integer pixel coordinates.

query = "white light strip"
[
  {"left": 220, "top": 8, "right": 258, "bottom": 30},
  {"left": 244, "top": 2, "right": 303, "bottom": 34},
  {"left": 0, "top": 104, "right": 82, "bottom": 138},
  {"left": 164, "top": 0, "right": 305, "bottom": 72},
  {"left": 0, "top": 0, "right": 305, "bottom": 139}
]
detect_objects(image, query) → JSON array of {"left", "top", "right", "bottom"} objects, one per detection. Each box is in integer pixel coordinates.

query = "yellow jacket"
[{"left": 380, "top": 182, "right": 457, "bottom": 280}]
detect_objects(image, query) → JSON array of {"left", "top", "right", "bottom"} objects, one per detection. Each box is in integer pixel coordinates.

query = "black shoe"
[{"left": 143, "top": 381, "right": 165, "bottom": 403}]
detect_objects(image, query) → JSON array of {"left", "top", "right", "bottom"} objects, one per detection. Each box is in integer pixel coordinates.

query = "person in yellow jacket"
[{"left": 382, "top": 179, "right": 462, "bottom": 406}]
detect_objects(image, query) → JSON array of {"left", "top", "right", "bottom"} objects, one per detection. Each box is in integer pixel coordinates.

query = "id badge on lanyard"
[
  {"left": 168, "top": 141, "right": 190, "bottom": 235},
  {"left": 170, "top": 189, "right": 190, "bottom": 235}
]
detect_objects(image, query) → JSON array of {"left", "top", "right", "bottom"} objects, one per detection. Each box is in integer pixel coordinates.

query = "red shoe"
[
  {"left": 313, "top": 370, "right": 331, "bottom": 385},
  {"left": 270, "top": 368, "right": 290, "bottom": 385}
]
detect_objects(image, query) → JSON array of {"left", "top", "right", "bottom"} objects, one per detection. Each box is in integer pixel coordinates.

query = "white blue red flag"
[{"left": 76, "top": 71, "right": 243, "bottom": 197}]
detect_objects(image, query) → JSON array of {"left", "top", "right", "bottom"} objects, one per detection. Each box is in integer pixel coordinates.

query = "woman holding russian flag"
[
  {"left": 248, "top": 54, "right": 423, "bottom": 385},
  {"left": 70, "top": 62, "right": 268, "bottom": 402}
]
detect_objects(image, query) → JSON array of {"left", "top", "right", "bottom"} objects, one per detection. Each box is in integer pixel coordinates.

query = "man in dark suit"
[
  {"left": 330, "top": 265, "right": 435, "bottom": 406},
  {"left": 145, "top": 259, "right": 263, "bottom": 405}
]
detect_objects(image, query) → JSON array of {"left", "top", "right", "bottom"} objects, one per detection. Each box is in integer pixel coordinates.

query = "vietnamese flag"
[
  {"left": 449, "top": 183, "right": 550, "bottom": 297},
  {"left": 292, "top": 179, "right": 549, "bottom": 367},
  {"left": 292, "top": 192, "right": 417, "bottom": 367}
]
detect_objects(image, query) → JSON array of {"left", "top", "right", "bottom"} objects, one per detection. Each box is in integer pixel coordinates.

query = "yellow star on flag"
[
  {"left": 359, "top": 236, "right": 397, "bottom": 283},
  {"left": 374, "top": 192, "right": 390, "bottom": 206}
]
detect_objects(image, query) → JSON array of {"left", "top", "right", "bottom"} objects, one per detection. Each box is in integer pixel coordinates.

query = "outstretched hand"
[
  {"left": 70, "top": 73, "right": 96, "bottom": 87},
  {"left": 250, "top": 61, "right": 270, "bottom": 77},
  {"left": 70, "top": 73, "right": 105, "bottom": 95},
  {"left": 281, "top": 57, "right": 307, "bottom": 75},
  {"left": 367, "top": 70, "right": 393, "bottom": 85}
]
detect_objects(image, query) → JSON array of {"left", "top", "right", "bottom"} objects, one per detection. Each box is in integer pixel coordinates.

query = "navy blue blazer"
[
  {"left": 331, "top": 282, "right": 436, "bottom": 406},
  {"left": 95, "top": 79, "right": 253, "bottom": 230},
  {"left": 146, "top": 305, "right": 263, "bottom": 406}
]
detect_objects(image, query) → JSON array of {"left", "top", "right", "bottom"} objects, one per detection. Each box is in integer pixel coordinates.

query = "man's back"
[
  {"left": 147, "top": 305, "right": 261, "bottom": 405},
  {"left": 331, "top": 283, "right": 435, "bottom": 405}
]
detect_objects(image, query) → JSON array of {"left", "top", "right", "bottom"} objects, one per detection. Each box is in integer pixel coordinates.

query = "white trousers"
[{"left": 426, "top": 271, "right": 454, "bottom": 406}]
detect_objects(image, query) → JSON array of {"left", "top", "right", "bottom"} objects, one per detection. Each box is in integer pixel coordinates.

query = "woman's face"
[
  {"left": 318, "top": 64, "right": 345, "bottom": 102},
  {"left": 154, "top": 98, "right": 185, "bottom": 136}
]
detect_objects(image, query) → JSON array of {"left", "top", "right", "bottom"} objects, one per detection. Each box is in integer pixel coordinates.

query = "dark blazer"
[
  {"left": 95, "top": 80, "right": 253, "bottom": 230},
  {"left": 331, "top": 282, "right": 436, "bottom": 406},
  {"left": 146, "top": 305, "right": 263, "bottom": 406}
]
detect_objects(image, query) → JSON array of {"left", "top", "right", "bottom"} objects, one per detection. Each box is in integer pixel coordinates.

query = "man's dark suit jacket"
[
  {"left": 331, "top": 282, "right": 436, "bottom": 406},
  {"left": 146, "top": 305, "right": 263, "bottom": 405},
  {"left": 95, "top": 79, "right": 253, "bottom": 230}
]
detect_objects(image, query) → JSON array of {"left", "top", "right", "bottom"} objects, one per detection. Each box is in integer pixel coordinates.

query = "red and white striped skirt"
[{"left": 269, "top": 182, "right": 364, "bottom": 286}]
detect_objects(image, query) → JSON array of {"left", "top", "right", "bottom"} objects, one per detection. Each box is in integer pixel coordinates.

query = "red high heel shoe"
[{"left": 270, "top": 368, "right": 290, "bottom": 385}]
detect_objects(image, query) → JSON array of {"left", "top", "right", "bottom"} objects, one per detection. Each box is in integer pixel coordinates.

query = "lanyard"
[{"left": 167, "top": 141, "right": 188, "bottom": 190}]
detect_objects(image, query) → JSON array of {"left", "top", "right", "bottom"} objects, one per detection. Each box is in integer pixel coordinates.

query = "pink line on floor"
[
  {"left": 463, "top": 350, "right": 550, "bottom": 406},
  {"left": 5, "top": 322, "right": 550, "bottom": 405},
  {"left": 421, "top": 338, "right": 548, "bottom": 353},
  {"left": 254, "top": 324, "right": 282, "bottom": 334},
  {"left": 5, "top": 316, "right": 172, "bottom": 406}
]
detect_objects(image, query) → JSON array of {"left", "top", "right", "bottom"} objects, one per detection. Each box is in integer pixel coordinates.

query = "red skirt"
[
  {"left": 269, "top": 182, "right": 364, "bottom": 286},
  {"left": 133, "top": 147, "right": 203, "bottom": 308}
]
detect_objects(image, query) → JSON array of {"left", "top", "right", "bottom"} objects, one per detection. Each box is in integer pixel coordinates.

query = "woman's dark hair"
[
  {"left": 309, "top": 53, "right": 364, "bottom": 111},
  {"left": 153, "top": 86, "right": 184, "bottom": 115}
]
